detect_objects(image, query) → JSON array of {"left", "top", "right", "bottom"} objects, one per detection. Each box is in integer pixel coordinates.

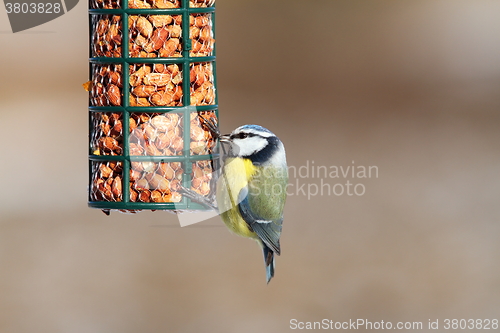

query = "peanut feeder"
[{"left": 88, "top": 0, "right": 218, "bottom": 213}]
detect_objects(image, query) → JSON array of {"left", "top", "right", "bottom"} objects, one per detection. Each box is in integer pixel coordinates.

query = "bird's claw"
[
  {"left": 198, "top": 113, "right": 221, "bottom": 139},
  {"left": 178, "top": 185, "right": 218, "bottom": 211}
]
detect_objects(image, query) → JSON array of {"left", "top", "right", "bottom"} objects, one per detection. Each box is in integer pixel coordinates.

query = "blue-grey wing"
[{"left": 237, "top": 167, "right": 287, "bottom": 255}]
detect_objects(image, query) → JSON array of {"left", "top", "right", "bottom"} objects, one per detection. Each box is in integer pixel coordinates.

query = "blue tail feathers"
[{"left": 262, "top": 244, "right": 275, "bottom": 283}]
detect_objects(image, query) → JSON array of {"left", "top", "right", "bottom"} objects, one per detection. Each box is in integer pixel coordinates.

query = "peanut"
[
  {"left": 139, "top": 190, "right": 151, "bottom": 202},
  {"left": 150, "top": 190, "right": 163, "bottom": 202},
  {"left": 158, "top": 38, "right": 180, "bottom": 57},
  {"left": 106, "top": 84, "right": 121, "bottom": 106},
  {"left": 129, "top": 95, "right": 151, "bottom": 107},
  {"left": 151, "top": 114, "right": 178, "bottom": 132},
  {"left": 149, "top": 27, "right": 169, "bottom": 51},
  {"left": 146, "top": 142, "right": 163, "bottom": 156},
  {"left": 134, "top": 178, "right": 149, "bottom": 191},
  {"left": 143, "top": 73, "right": 172, "bottom": 87},
  {"left": 111, "top": 176, "right": 122, "bottom": 199},
  {"left": 129, "top": 64, "right": 151, "bottom": 86},
  {"left": 151, "top": 91, "right": 175, "bottom": 106},
  {"left": 167, "top": 25, "right": 182, "bottom": 38},
  {"left": 99, "top": 163, "right": 113, "bottom": 178},
  {"left": 148, "top": 15, "right": 173, "bottom": 28},
  {"left": 128, "top": 0, "right": 151, "bottom": 8},
  {"left": 146, "top": 173, "right": 170, "bottom": 192},
  {"left": 130, "top": 189, "right": 138, "bottom": 202},
  {"left": 131, "top": 85, "right": 157, "bottom": 98},
  {"left": 135, "top": 16, "right": 153, "bottom": 37},
  {"left": 152, "top": 0, "right": 179, "bottom": 8}
]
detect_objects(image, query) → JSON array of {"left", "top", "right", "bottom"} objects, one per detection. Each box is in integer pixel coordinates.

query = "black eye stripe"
[{"left": 231, "top": 132, "right": 257, "bottom": 139}]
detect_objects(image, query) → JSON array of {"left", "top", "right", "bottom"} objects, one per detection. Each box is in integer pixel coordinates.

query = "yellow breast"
[{"left": 216, "top": 157, "right": 258, "bottom": 239}]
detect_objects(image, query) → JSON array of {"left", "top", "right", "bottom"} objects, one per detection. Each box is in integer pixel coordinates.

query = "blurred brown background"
[{"left": 1, "top": 0, "right": 500, "bottom": 332}]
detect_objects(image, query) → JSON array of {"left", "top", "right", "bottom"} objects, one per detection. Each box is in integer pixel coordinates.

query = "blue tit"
[{"left": 217, "top": 124, "right": 288, "bottom": 283}]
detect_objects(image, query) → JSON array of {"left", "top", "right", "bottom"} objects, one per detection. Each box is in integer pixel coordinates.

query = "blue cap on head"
[{"left": 235, "top": 124, "right": 275, "bottom": 137}]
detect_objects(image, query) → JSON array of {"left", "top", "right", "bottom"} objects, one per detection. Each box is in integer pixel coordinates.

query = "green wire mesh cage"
[{"left": 88, "top": 0, "right": 218, "bottom": 213}]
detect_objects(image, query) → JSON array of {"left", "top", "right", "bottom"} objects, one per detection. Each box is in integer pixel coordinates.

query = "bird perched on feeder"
[
  {"left": 179, "top": 121, "right": 288, "bottom": 283},
  {"left": 216, "top": 125, "right": 288, "bottom": 283}
]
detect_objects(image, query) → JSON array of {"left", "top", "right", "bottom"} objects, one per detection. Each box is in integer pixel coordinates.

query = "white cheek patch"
[{"left": 234, "top": 137, "right": 268, "bottom": 157}]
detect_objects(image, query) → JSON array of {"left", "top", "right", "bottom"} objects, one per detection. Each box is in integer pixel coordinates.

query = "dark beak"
[{"left": 219, "top": 134, "right": 231, "bottom": 143}]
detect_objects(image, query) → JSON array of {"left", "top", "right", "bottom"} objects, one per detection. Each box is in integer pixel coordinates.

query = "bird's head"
[{"left": 220, "top": 125, "right": 286, "bottom": 166}]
